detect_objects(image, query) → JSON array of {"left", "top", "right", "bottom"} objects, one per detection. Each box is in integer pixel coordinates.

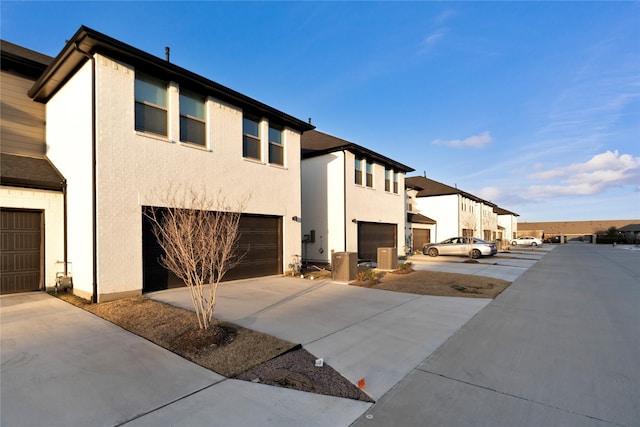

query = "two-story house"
[
  {"left": 0, "top": 41, "right": 67, "bottom": 295},
  {"left": 405, "top": 176, "right": 517, "bottom": 244},
  {"left": 301, "top": 130, "right": 413, "bottom": 264},
  {"left": 24, "top": 26, "right": 313, "bottom": 302}
]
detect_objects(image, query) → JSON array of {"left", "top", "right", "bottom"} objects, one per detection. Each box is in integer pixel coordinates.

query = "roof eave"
[{"left": 28, "top": 26, "right": 314, "bottom": 133}]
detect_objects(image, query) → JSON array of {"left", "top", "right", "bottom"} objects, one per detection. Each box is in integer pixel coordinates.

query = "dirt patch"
[
  {"left": 351, "top": 270, "right": 510, "bottom": 299},
  {"left": 236, "top": 347, "right": 372, "bottom": 402},
  {"left": 54, "top": 293, "right": 370, "bottom": 401}
]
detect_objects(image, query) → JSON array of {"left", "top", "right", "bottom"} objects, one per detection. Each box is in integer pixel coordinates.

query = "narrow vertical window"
[
  {"left": 393, "top": 172, "right": 399, "bottom": 194},
  {"left": 135, "top": 73, "right": 167, "bottom": 135},
  {"left": 385, "top": 169, "right": 391, "bottom": 192},
  {"left": 268, "top": 124, "right": 283, "bottom": 165},
  {"left": 180, "top": 90, "right": 205, "bottom": 146},
  {"left": 355, "top": 158, "right": 363, "bottom": 185},
  {"left": 243, "top": 115, "right": 261, "bottom": 160},
  {"left": 366, "top": 161, "right": 373, "bottom": 188}
]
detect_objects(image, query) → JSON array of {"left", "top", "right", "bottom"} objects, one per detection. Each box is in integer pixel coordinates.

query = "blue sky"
[{"left": 2, "top": 1, "right": 639, "bottom": 222}]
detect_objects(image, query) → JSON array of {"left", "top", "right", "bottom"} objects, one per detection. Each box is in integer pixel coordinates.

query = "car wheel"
[
  {"left": 428, "top": 248, "right": 439, "bottom": 257},
  {"left": 510, "top": 241, "right": 517, "bottom": 245},
  {"left": 531, "top": 242, "right": 538, "bottom": 247},
  {"left": 471, "top": 249, "right": 481, "bottom": 259}
]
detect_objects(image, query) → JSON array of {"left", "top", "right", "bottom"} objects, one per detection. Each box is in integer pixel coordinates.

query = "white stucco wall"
[
  {"left": 301, "top": 152, "right": 343, "bottom": 263},
  {"left": 498, "top": 214, "right": 518, "bottom": 240},
  {"left": 301, "top": 150, "right": 406, "bottom": 263},
  {"left": 415, "top": 194, "right": 459, "bottom": 242},
  {"left": 0, "top": 186, "right": 64, "bottom": 289},
  {"left": 45, "top": 61, "right": 94, "bottom": 299},
  {"left": 90, "top": 54, "right": 302, "bottom": 300}
]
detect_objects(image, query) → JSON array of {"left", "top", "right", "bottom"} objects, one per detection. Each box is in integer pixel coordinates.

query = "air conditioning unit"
[
  {"left": 377, "top": 247, "right": 397, "bottom": 270},
  {"left": 331, "top": 252, "right": 357, "bottom": 282}
]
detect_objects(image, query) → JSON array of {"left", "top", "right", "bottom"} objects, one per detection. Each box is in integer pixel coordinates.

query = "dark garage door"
[
  {"left": 412, "top": 228, "right": 431, "bottom": 252},
  {"left": 143, "top": 210, "right": 282, "bottom": 292},
  {"left": 357, "top": 222, "right": 397, "bottom": 262},
  {"left": 1, "top": 209, "right": 43, "bottom": 294}
]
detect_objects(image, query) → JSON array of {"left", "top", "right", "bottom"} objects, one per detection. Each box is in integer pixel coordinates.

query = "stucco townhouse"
[
  {"left": 2, "top": 26, "right": 314, "bottom": 302},
  {"left": 405, "top": 176, "right": 518, "bottom": 247},
  {"left": 1, "top": 41, "right": 66, "bottom": 295},
  {"left": 300, "top": 130, "right": 414, "bottom": 264}
]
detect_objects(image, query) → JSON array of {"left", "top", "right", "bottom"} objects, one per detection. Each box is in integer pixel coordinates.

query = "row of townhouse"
[
  {"left": 1, "top": 26, "right": 518, "bottom": 301},
  {"left": 405, "top": 176, "right": 519, "bottom": 252}
]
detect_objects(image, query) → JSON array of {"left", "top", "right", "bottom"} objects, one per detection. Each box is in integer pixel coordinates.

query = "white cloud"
[
  {"left": 432, "top": 131, "right": 492, "bottom": 149},
  {"left": 486, "top": 151, "right": 639, "bottom": 207},
  {"left": 527, "top": 150, "right": 639, "bottom": 198},
  {"left": 434, "top": 9, "right": 456, "bottom": 25},
  {"left": 419, "top": 30, "right": 447, "bottom": 54}
]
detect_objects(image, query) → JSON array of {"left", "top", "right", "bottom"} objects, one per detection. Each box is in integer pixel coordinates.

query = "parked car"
[
  {"left": 423, "top": 237, "right": 497, "bottom": 259},
  {"left": 510, "top": 236, "right": 543, "bottom": 246}
]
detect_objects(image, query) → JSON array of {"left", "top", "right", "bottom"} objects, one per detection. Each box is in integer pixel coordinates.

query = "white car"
[{"left": 510, "top": 236, "right": 543, "bottom": 246}]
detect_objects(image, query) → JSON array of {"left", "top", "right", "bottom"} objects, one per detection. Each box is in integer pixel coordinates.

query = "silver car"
[
  {"left": 510, "top": 236, "right": 543, "bottom": 246},
  {"left": 423, "top": 237, "right": 497, "bottom": 259}
]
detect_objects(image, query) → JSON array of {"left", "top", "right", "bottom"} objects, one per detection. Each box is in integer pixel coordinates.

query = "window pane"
[
  {"left": 180, "top": 116, "right": 205, "bottom": 145},
  {"left": 269, "top": 126, "right": 282, "bottom": 145},
  {"left": 355, "top": 170, "right": 362, "bottom": 185},
  {"left": 243, "top": 135, "right": 261, "bottom": 160},
  {"left": 180, "top": 92, "right": 204, "bottom": 119},
  {"left": 269, "top": 143, "right": 283, "bottom": 165},
  {"left": 135, "top": 74, "right": 166, "bottom": 107},
  {"left": 135, "top": 102, "right": 167, "bottom": 135},
  {"left": 243, "top": 116, "right": 259, "bottom": 137}
]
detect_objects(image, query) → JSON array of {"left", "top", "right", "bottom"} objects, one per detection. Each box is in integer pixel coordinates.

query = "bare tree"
[
  {"left": 461, "top": 207, "right": 478, "bottom": 259},
  {"left": 145, "top": 187, "right": 247, "bottom": 330}
]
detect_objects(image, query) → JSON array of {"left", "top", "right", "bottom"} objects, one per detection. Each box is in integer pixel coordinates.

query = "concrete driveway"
[
  {"left": 1, "top": 246, "right": 546, "bottom": 426},
  {"left": 150, "top": 277, "right": 490, "bottom": 400}
]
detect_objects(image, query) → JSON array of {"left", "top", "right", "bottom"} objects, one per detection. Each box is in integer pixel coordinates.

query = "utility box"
[
  {"left": 377, "top": 247, "right": 397, "bottom": 270},
  {"left": 332, "top": 252, "right": 357, "bottom": 282}
]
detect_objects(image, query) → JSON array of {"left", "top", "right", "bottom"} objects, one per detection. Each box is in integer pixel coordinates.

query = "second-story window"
[
  {"left": 180, "top": 90, "right": 205, "bottom": 146},
  {"left": 385, "top": 169, "right": 391, "bottom": 192},
  {"left": 393, "top": 172, "right": 399, "bottom": 194},
  {"left": 135, "top": 73, "right": 167, "bottom": 136},
  {"left": 366, "top": 161, "right": 373, "bottom": 188},
  {"left": 355, "top": 158, "right": 363, "bottom": 185},
  {"left": 268, "top": 124, "right": 284, "bottom": 165},
  {"left": 243, "top": 115, "right": 261, "bottom": 160}
]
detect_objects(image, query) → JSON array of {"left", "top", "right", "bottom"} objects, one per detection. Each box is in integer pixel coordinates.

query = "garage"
[
  {"left": 142, "top": 210, "right": 282, "bottom": 292},
  {"left": 357, "top": 221, "right": 397, "bottom": 262},
  {"left": 1, "top": 209, "right": 43, "bottom": 294},
  {"left": 412, "top": 228, "right": 431, "bottom": 252}
]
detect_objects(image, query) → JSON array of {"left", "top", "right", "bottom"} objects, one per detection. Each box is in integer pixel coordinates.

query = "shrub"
[
  {"left": 395, "top": 262, "right": 413, "bottom": 271},
  {"left": 355, "top": 269, "right": 377, "bottom": 282}
]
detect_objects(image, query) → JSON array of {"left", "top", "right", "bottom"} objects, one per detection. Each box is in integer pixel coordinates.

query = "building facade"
[{"left": 26, "top": 27, "right": 313, "bottom": 302}]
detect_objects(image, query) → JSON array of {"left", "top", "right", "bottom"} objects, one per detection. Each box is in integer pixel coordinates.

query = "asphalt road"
[{"left": 353, "top": 243, "right": 640, "bottom": 427}]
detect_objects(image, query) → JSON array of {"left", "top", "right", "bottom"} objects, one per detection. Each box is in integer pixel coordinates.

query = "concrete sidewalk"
[{"left": 354, "top": 243, "right": 640, "bottom": 426}]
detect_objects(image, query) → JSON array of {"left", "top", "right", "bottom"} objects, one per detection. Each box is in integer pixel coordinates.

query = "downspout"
[
  {"left": 74, "top": 42, "right": 98, "bottom": 303},
  {"left": 343, "top": 150, "right": 348, "bottom": 251},
  {"left": 63, "top": 180, "right": 68, "bottom": 276}
]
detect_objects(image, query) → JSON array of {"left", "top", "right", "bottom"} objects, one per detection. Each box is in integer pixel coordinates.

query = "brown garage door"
[
  {"left": 413, "top": 228, "right": 431, "bottom": 252},
  {"left": 142, "top": 210, "right": 282, "bottom": 292},
  {"left": 357, "top": 222, "right": 397, "bottom": 262},
  {"left": 1, "top": 209, "right": 43, "bottom": 294}
]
